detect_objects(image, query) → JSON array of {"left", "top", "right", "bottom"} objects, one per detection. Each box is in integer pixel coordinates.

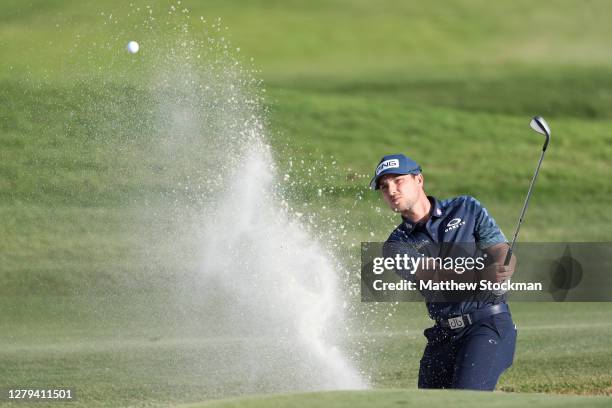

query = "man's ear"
[{"left": 416, "top": 173, "right": 424, "bottom": 186}]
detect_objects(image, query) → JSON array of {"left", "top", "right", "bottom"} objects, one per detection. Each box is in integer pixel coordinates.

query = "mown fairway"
[
  {"left": 185, "top": 389, "right": 612, "bottom": 408},
  {"left": 1, "top": 1, "right": 611, "bottom": 407}
]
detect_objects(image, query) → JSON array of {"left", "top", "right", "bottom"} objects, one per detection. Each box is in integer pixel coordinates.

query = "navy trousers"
[{"left": 418, "top": 312, "right": 517, "bottom": 390}]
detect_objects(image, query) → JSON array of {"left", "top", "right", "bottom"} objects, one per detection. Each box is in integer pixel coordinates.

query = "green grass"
[
  {"left": 1, "top": 0, "right": 612, "bottom": 407},
  {"left": 1, "top": 299, "right": 611, "bottom": 407},
  {"left": 183, "top": 389, "right": 612, "bottom": 408}
]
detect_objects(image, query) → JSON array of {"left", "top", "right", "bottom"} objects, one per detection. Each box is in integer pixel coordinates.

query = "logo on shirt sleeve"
[{"left": 444, "top": 217, "right": 466, "bottom": 232}]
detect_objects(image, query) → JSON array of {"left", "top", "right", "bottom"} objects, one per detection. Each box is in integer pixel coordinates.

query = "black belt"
[{"left": 437, "top": 303, "right": 509, "bottom": 330}]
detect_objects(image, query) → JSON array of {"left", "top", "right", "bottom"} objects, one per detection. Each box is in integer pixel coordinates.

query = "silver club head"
[
  {"left": 530, "top": 116, "right": 551, "bottom": 151},
  {"left": 530, "top": 116, "right": 551, "bottom": 137}
]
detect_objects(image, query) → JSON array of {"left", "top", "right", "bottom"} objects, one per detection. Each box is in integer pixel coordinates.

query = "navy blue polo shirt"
[{"left": 384, "top": 195, "right": 508, "bottom": 320}]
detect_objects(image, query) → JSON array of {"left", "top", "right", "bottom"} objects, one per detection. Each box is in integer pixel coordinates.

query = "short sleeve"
[{"left": 473, "top": 198, "right": 507, "bottom": 249}]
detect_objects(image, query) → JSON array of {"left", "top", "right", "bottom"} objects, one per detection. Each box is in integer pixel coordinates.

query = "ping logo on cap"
[{"left": 376, "top": 159, "right": 399, "bottom": 176}]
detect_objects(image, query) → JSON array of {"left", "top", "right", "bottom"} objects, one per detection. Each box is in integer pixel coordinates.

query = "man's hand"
[
  {"left": 480, "top": 243, "right": 516, "bottom": 284},
  {"left": 481, "top": 263, "right": 514, "bottom": 284}
]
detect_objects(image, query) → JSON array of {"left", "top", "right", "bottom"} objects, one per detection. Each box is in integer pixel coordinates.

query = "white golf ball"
[{"left": 127, "top": 41, "right": 139, "bottom": 54}]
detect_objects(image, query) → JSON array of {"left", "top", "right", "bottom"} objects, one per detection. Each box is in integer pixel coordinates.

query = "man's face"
[{"left": 379, "top": 173, "right": 423, "bottom": 213}]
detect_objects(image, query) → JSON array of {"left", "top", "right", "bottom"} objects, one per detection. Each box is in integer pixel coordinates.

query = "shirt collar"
[
  {"left": 401, "top": 196, "right": 443, "bottom": 232},
  {"left": 429, "top": 196, "right": 444, "bottom": 219}
]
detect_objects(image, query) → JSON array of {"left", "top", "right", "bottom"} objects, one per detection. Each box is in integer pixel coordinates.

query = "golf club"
[{"left": 493, "top": 116, "right": 550, "bottom": 295}]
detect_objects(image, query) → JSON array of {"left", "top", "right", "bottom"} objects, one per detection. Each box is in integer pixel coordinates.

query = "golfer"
[{"left": 371, "top": 153, "right": 517, "bottom": 390}]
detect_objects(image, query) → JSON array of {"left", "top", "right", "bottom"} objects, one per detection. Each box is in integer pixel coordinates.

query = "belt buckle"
[{"left": 447, "top": 316, "right": 465, "bottom": 329}]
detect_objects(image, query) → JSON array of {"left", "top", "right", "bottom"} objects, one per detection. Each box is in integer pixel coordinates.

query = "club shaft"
[{"left": 503, "top": 149, "right": 547, "bottom": 265}]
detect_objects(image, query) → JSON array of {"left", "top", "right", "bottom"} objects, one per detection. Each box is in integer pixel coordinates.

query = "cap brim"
[{"left": 369, "top": 168, "right": 421, "bottom": 190}]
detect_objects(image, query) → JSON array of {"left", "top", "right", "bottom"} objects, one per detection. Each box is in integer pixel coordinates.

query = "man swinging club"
[
  {"left": 371, "top": 153, "right": 517, "bottom": 390},
  {"left": 370, "top": 117, "right": 549, "bottom": 390}
]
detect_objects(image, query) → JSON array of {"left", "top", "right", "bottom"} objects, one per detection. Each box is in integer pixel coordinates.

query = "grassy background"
[
  {"left": 1, "top": 0, "right": 611, "bottom": 407},
  {"left": 187, "top": 389, "right": 612, "bottom": 408}
]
